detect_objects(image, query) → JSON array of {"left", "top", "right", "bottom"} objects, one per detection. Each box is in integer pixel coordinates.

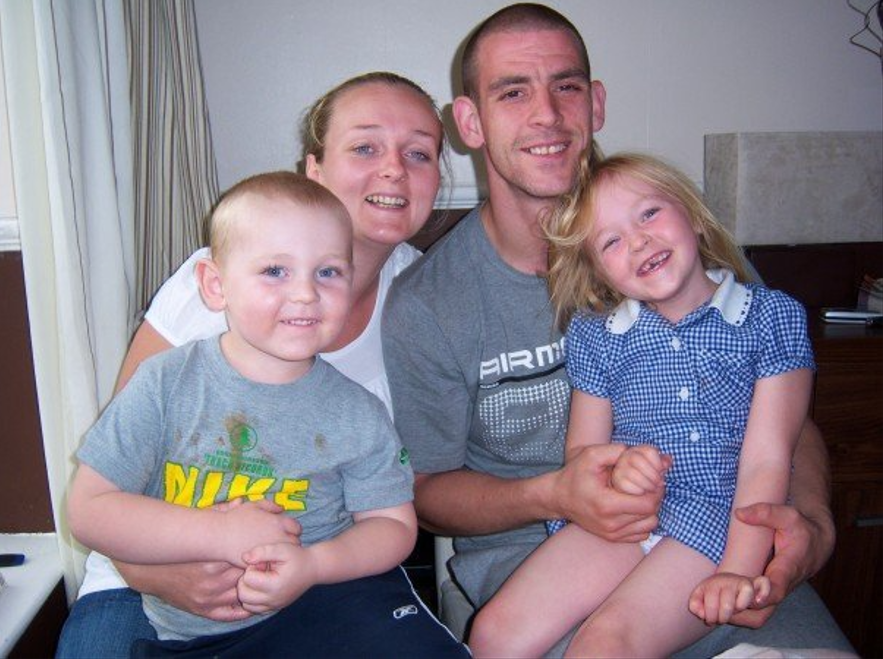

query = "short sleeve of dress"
[
  {"left": 753, "top": 288, "right": 816, "bottom": 379},
  {"left": 144, "top": 248, "right": 228, "bottom": 347},
  {"left": 565, "top": 313, "right": 612, "bottom": 399}
]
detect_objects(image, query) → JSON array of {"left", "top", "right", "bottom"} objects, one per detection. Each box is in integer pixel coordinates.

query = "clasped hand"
[
  {"left": 215, "top": 498, "right": 320, "bottom": 614},
  {"left": 555, "top": 444, "right": 666, "bottom": 543}
]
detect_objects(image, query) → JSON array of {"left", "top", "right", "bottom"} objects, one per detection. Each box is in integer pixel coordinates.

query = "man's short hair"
[{"left": 460, "top": 3, "right": 591, "bottom": 100}]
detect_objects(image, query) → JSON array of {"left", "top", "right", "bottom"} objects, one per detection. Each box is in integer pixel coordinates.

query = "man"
[{"left": 383, "top": 3, "right": 851, "bottom": 656}]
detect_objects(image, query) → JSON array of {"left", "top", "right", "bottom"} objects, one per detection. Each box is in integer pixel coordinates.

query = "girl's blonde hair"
[{"left": 545, "top": 151, "right": 753, "bottom": 331}]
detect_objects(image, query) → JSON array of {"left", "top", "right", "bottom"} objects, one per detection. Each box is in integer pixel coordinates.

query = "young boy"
[{"left": 68, "top": 172, "right": 450, "bottom": 657}]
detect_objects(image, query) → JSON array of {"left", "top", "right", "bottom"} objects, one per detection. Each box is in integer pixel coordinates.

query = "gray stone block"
[{"left": 704, "top": 132, "right": 882, "bottom": 245}]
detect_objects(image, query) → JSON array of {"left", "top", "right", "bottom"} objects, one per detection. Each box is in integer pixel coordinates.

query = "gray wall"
[{"left": 194, "top": 0, "right": 883, "bottom": 206}]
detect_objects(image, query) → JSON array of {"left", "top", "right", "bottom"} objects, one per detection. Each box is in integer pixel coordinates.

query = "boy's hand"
[
  {"left": 219, "top": 499, "right": 301, "bottom": 566},
  {"left": 689, "top": 572, "right": 771, "bottom": 626},
  {"left": 236, "top": 543, "right": 320, "bottom": 613},
  {"left": 610, "top": 445, "right": 672, "bottom": 495}
]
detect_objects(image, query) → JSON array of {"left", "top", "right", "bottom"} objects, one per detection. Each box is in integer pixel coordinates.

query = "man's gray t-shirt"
[
  {"left": 384, "top": 209, "right": 855, "bottom": 659},
  {"left": 78, "top": 337, "right": 413, "bottom": 640},
  {"left": 383, "top": 207, "right": 569, "bottom": 606}
]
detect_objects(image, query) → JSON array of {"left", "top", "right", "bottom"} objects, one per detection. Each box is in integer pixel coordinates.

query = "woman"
[{"left": 57, "top": 71, "right": 458, "bottom": 658}]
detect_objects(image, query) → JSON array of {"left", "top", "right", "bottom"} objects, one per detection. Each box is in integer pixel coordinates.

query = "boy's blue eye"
[
  {"left": 353, "top": 144, "right": 374, "bottom": 155},
  {"left": 263, "top": 265, "right": 286, "bottom": 278},
  {"left": 407, "top": 150, "right": 432, "bottom": 163},
  {"left": 317, "top": 267, "right": 339, "bottom": 279}
]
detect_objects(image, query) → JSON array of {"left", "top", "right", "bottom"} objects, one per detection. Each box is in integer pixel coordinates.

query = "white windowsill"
[{"left": 0, "top": 533, "right": 62, "bottom": 658}]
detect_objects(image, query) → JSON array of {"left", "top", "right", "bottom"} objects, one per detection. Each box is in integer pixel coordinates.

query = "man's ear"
[
  {"left": 452, "top": 95, "right": 486, "bottom": 150},
  {"left": 305, "top": 153, "right": 323, "bottom": 184},
  {"left": 195, "top": 258, "right": 227, "bottom": 312},
  {"left": 590, "top": 80, "right": 607, "bottom": 133}
]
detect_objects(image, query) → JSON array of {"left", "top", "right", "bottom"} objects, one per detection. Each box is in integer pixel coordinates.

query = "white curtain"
[{"left": 0, "top": 0, "right": 135, "bottom": 599}]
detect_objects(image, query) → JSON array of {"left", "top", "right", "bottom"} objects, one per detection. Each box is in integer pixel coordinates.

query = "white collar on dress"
[{"left": 606, "top": 268, "right": 753, "bottom": 335}]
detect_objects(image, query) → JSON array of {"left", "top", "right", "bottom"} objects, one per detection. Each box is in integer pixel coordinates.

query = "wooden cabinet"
[
  {"left": 808, "top": 320, "right": 883, "bottom": 659},
  {"left": 744, "top": 242, "right": 882, "bottom": 658}
]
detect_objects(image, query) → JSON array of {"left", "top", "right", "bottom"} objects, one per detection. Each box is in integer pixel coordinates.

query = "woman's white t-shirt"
[{"left": 78, "top": 242, "right": 421, "bottom": 597}]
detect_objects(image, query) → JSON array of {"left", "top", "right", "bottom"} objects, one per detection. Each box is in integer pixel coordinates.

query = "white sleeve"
[{"left": 143, "top": 248, "right": 228, "bottom": 347}]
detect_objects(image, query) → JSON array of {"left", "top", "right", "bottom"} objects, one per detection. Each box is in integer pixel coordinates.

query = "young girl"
[{"left": 467, "top": 153, "right": 815, "bottom": 658}]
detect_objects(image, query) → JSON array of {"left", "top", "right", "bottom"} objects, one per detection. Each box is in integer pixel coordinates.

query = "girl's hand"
[
  {"left": 689, "top": 572, "right": 771, "bottom": 625},
  {"left": 727, "top": 501, "right": 833, "bottom": 628},
  {"left": 610, "top": 445, "right": 672, "bottom": 495},
  {"left": 236, "top": 543, "right": 320, "bottom": 613}
]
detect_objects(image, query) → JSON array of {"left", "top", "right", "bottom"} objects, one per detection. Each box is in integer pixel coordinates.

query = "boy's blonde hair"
[
  {"left": 545, "top": 152, "right": 753, "bottom": 331},
  {"left": 209, "top": 171, "right": 351, "bottom": 264}
]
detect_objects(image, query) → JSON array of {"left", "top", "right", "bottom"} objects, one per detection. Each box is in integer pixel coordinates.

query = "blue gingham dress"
[{"left": 562, "top": 270, "right": 814, "bottom": 564}]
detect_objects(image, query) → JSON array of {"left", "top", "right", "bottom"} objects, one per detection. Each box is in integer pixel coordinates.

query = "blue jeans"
[{"left": 56, "top": 588, "right": 156, "bottom": 659}]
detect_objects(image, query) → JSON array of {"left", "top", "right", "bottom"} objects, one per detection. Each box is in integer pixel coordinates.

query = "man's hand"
[
  {"left": 727, "top": 501, "right": 835, "bottom": 628},
  {"left": 554, "top": 443, "right": 662, "bottom": 543}
]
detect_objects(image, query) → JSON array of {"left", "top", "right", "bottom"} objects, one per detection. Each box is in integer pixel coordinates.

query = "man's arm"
[
  {"left": 729, "top": 417, "right": 836, "bottom": 628},
  {"left": 413, "top": 441, "right": 660, "bottom": 543}
]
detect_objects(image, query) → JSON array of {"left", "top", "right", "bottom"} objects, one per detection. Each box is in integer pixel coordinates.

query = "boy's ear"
[
  {"left": 452, "top": 95, "right": 486, "bottom": 150},
  {"left": 195, "top": 258, "right": 227, "bottom": 312}
]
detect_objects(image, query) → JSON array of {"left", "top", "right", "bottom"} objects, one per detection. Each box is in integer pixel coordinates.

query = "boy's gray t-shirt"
[
  {"left": 383, "top": 207, "right": 569, "bottom": 606},
  {"left": 78, "top": 337, "right": 413, "bottom": 640}
]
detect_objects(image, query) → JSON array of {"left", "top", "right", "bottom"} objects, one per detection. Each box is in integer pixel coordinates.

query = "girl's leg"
[
  {"left": 469, "top": 523, "right": 643, "bottom": 659},
  {"left": 565, "top": 538, "right": 716, "bottom": 659}
]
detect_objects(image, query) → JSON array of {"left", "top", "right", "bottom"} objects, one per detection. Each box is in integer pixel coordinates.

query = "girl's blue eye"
[
  {"left": 263, "top": 265, "right": 286, "bottom": 278},
  {"left": 642, "top": 207, "right": 660, "bottom": 221},
  {"left": 353, "top": 144, "right": 374, "bottom": 156},
  {"left": 601, "top": 237, "right": 619, "bottom": 252},
  {"left": 317, "top": 267, "right": 339, "bottom": 279}
]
